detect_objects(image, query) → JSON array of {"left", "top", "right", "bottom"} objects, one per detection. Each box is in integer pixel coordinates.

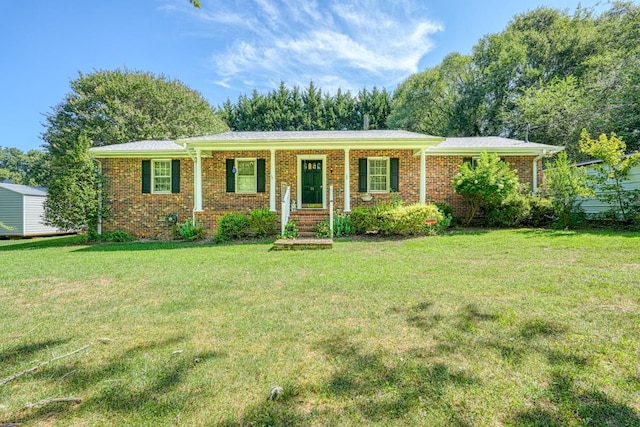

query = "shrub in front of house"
[
  {"left": 333, "top": 212, "right": 354, "bottom": 237},
  {"left": 281, "top": 219, "right": 299, "bottom": 239},
  {"left": 486, "top": 192, "right": 532, "bottom": 227},
  {"left": 249, "top": 207, "right": 277, "bottom": 238},
  {"left": 214, "top": 212, "right": 251, "bottom": 242},
  {"left": 313, "top": 212, "right": 355, "bottom": 238},
  {"left": 314, "top": 220, "right": 331, "bottom": 238},
  {"left": 486, "top": 191, "right": 556, "bottom": 228},
  {"left": 526, "top": 196, "right": 555, "bottom": 227},
  {"left": 175, "top": 218, "right": 206, "bottom": 241},
  {"left": 351, "top": 203, "right": 446, "bottom": 236}
]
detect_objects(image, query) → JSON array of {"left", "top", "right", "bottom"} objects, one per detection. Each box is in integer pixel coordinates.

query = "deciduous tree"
[
  {"left": 579, "top": 130, "right": 640, "bottom": 222},
  {"left": 44, "top": 133, "right": 102, "bottom": 232},
  {"left": 452, "top": 152, "right": 519, "bottom": 225}
]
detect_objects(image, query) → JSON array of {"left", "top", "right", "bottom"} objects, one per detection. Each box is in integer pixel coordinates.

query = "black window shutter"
[
  {"left": 226, "top": 159, "right": 235, "bottom": 192},
  {"left": 390, "top": 158, "right": 399, "bottom": 192},
  {"left": 256, "top": 159, "right": 266, "bottom": 193},
  {"left": 142, "top": 160, "right": 151, "bottom": 193},
  {"left": 358, "top": 158, "right": 367, "bottom": 192},
  {"left": 171, "top": 160, "right": 180, "bottom": 193}
]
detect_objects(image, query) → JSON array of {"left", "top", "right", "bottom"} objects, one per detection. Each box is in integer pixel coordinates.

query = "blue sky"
[{"left": 1, "top": 0, "right": 605, "bottom": 151}]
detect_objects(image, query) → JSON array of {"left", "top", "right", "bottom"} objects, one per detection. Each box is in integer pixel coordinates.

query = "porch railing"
[{"left": 281, "top": 185, "right": 291, "bottom": 235}]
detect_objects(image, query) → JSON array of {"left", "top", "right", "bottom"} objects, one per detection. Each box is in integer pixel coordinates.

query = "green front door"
[{"left": 301, "top": 159, "right": 323, "bottom": 208}]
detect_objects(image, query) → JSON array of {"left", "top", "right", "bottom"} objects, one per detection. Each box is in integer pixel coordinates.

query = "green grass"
[{"left": 0, "top": 230, "right": 639, "bottom": 426}]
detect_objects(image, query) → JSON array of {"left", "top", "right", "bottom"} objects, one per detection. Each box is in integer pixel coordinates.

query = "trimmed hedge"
[{"left": 351, "top": 203, "right": 448, "bottom": 236}]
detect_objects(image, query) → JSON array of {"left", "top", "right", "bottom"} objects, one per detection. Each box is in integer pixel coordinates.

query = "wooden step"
[{"left": 272, "top": 238, "right": 333, "bottom": 251}]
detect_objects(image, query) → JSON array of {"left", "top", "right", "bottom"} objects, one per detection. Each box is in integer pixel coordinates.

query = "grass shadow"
[
  {"left": 514, "top": 228, "right": 640, "bottom": 239},
  {"left": 215, "top": 382, "right": 307, "bottom": 427},
  {"left": 2, "top": 334, "right": 225, "bottom": 425},
  {"left": 0, "top": 235, "right": 85, "bottom": 251},
  {"left": 511, "top": 371, "right": 640, "bottom": 426},
  {"left": 0, "top": 338, "right": 71, "bottom": 366},
  {"left": 74, "top": 239, "right": 275, "bottom": 253},
  {"left": 318, "top": 333, "right": 478, "bottom": 424}
]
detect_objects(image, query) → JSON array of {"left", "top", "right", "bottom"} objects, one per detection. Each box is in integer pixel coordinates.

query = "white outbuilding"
[{"left": 0, "top": 183, "right": 66, "bottom": 237}]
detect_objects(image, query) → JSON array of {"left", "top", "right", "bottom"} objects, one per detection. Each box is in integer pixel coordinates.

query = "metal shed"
[{"left": 0, "top": 183, "right": 66, "bottom": 237}]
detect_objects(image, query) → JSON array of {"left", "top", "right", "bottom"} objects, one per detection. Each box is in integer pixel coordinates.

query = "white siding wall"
[
  {"left": 580, "top": 164, "right": 640, "bottom": 216},
  {"left": 0, "top": 187, "right": 24, "bottom": 236},
  {"left": 23, "top": 195, "right": 62, "bottom": 236}
]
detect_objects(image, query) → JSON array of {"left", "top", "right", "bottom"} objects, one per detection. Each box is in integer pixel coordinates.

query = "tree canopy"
[
  {"left": 0, "top": 147, "right": 48, "bottom": 186},
  {"left": 387, "top": 2, "right": 640, "bottom": 159},
  {"left": 42, "top": 69, "right": 228, "bottom": 159},
  {"left": 220, "top": 81, "right": 391, "bottom": 131},
  {"left": 41, "top": 69, "right": 228, "bottom": 232}
]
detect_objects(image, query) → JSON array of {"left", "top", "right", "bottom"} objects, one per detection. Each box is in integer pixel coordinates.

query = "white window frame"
[
  {"left": 152, "top": 160, "right": 172, "bottom": 194},
  {"left": 463, "top": 156, "right": 480, "bottom": 169},
  {"left": 236, "top": 158, "right": 257, "bottom": 194},
  {"left": 368, "top": 157, "right": 390, "bottom": 193}
]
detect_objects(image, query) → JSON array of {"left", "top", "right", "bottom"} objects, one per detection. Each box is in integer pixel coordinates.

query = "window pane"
[
  {"left": 238, "top": 160, "right": 255, "bottom": 176},
  {"left": 236, "top": 160, "right": 256, "bottom": 192},
  {"left": 153, "top": 161, "right": 171, "bottom": 193},
  {"left": 368, "top": 159, "right": 388, "bottom": 192}
]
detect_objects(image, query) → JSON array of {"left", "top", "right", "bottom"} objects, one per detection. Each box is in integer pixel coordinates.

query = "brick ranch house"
[{"left": 90, "top": 130, "right": 563, "bottom": 238}]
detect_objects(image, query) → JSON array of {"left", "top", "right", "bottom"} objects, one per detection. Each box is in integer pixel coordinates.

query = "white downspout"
[
  {"left": 420, "top": 147, "right": 426, "bottom": 204},
  {"left": 270, "top": 149, "right": 276, "bottom": 212},
  {"left": 532, "top": 149, "right": 547, "bottom": 193},
  {"left": 95, "top": 159, "right": 103, "bottom": 235},
  {"left": 195, "top": 149, "right": 203, "bottom": 212},
  {"left": 344, "top": 148, "right": 351, "bottom": 212}
]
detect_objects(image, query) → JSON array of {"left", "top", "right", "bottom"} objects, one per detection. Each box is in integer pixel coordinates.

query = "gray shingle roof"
[
  {"left": 437, "top": 137, "right": 561, "bottom": 150},
  {"left": 90, "top": 140, "right": 183, "bottom": 151},
  {"left": 181, "top": 130, "right": 439, "bottom": 141},
  {"left": 0, "top": 183, "right": 48, "bottom": 196}
]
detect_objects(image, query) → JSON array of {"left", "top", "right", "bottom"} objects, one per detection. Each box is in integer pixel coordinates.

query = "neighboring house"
[
  {"left": 90, "top": 130, "right": 563, "bottom": 238},
  {"left": 576, "top": 159, "right": 640, "bottom": 217},
  {"left": 0, "top": 183, "right": 66, "bottom": 237}
]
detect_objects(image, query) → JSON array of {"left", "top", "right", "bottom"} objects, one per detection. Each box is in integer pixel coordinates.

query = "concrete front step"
[{"left": 272, "top": 238, "right": 333, "bottom": 250}]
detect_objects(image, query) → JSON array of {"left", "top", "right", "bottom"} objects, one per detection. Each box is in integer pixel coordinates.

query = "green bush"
[
  {"left": 350, "top": 206, "right": 373, "bottom": 234},
  {"left": 453, "top": 152, "right": 519, "bottom": 225},
  {"left": 249, "top": 207, "right": 277, "bottom": 238},
  {"left": 314, "top": 220, "right": 331, "bottom": 238},
  {"left": 351, "top": 203, "right": 445, "bottom": 236},
  {"left": 386, "top": 204, "right": 445, "bottom": 236},
  {"left": 486, "top": 192, "right": 532, "bottom": 227},
  {"left": 527, "top": 196, "right": 554, "bottom": 227},
  {"left": 215, "top": 212, "right": 251, "bottom": 242},
  {"left": 281, "top": 219, "right": 299, "bottom": 239},
  {"left": 333, "top": 212, "right": 354, "bottom": 237},
  {"left": 175, "top": 218, "right": 206, "bottom": 241}
]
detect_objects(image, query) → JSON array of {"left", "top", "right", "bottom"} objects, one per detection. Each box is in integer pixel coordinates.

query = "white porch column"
[
  {"left": 270, "top": 149, "right": 276, "bottom": 212},
  {"left": 195, "top": 149, "right": 203, "bottom": 211},
  {"left": 344, "top": 148, "right": 351, "bottom": 212},
  {"left": 420, "top": 147, "right": 426, "bottom": 204}
]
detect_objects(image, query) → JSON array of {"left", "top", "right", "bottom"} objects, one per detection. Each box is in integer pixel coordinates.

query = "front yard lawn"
[{"left": 1, "top": 229, "right": 639, "bottom": 425}]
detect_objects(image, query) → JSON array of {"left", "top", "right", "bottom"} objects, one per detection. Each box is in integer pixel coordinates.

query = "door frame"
[{"left": 297, "top": 154, "right": 327, "bottom": 209}]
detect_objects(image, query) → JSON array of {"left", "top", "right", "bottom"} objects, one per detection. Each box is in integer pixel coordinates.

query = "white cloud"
[{"left": 189, "top": 0, "right": 442, "bottom": 94}]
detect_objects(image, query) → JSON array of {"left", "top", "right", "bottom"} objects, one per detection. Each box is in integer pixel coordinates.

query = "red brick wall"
[
  {"left": 427, "top": 155, "right": 543, "bottom": 218},
  {"left": 99, "top": 152, "right": 544, "bottom": 237},
  {"left": 100, "top": 158, "right": 193, "bottom": 239},
  {"left": 349, "top": 149, "right": 421, "bottom": 209}
]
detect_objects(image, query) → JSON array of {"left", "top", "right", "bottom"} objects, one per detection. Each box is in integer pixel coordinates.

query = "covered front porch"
[{"left": 179, "top": 131, "right": 444, "bottom": 224}]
